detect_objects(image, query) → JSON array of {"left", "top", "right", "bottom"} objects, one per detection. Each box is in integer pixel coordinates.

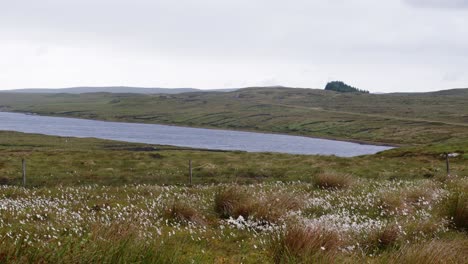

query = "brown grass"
[
  {"left": 90, "top": 222, "right": 136, "bottom": 241},
  {"left": 165, "top": 202, "right": 205, "bottom": 225},
  {"left": 387, "top": 239, "right": 468, "bottom": 264},
  {"left": 271, "top": 225, "right": 341, "bottom": 263},
  {"left": 361, "top": 225, "right": 401, "bottom": 253},
  {"left": 214, "top": 187, "right": 253, "bottom": 219},
  {"left": 446, "top": 190, "right": 468, "bottom": 232},
  {"left": 405, "top": 187, "right": 434, "bottom": 205},
  {"left": 214, "top": 187, "right": 303, "bottom": 222},
  {"left": 403, "top": 219, "right": 444, "bottom": 240},
  {"left": 379, "top": 191, "right": 410, "bottom": 215},
  {"left": 252, "top": 193, "right": 303, "bottom": 222},
  {"left": 313, "top": 172, "right": 354, "bottom": 189}
]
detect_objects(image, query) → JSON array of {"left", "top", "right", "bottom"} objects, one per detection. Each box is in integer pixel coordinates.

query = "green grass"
[
  {"left": 0, "top": 131, "right": 466, "bottom": 187},
  {"left": 0, "top": 131, "right": 466, "bottom": 262},
  {"left": 0, "top": 173, "right": 466, "bottom": 263},
  {"left": 1, "top": 87, "right": 467, "bottom": 145}
]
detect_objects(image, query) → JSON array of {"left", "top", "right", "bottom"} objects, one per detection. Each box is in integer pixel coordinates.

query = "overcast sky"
[{"left": 1, "top": 0, "right": 467, "bottom": 92}]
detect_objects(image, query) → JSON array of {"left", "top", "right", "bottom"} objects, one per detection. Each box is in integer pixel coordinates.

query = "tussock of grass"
[
  {"left": 379, "top": 191, "right": 409, "bottom": 215},
  {"left": 313, "top": 172, "right": 354, "bottom": 189},
  {"left": 214, "top": 187, "right": 253, "bottom": 219},
  {"left": 271, "top": 225, "right": 341, "bottom": 263},
  {"left": 445, "top": 187, "right": 468, "bottom": 232},
  {"left": 214, "top": 187, "right": 303, "bottom": 222},
  {"left": 385, "top": 239, "right": 468, "bottom": 264},
  {"left": 405, "top": 184, "right": 436, "bottom": 205},
  {"left": 165, "top": 202, "right": 205, "bottom": 225},
  {"left": 256, "top": 193, "right": 303, "bottom": 222},
  {"left": 403, "top": 218, "right": 446, "bottom": 241},
  {"left": 361, "top": 225, "right": 400, "bottom": 253}
]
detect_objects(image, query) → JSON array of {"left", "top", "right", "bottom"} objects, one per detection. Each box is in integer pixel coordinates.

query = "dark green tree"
[{"left": 324, "top": 81, "right": 369, "bottom": 93}]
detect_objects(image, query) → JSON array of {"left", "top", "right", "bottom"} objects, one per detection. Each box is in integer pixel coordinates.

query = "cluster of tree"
[{"left": 324, "top": 81, "right": 369, "bottom": 93}]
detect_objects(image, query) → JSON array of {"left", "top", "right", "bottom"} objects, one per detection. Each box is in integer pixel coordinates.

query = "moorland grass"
[
  {"left": 0, "top": 131, "right": 467, "bottom": 262},
  {"left": 0, "top": 131, "right": 466, "bottom": 187},
  {"left": 1, "top": 87, "right": 468, "bottom": 145},
  {"left": 444, "top": 184, "right": 468, "bottom": 232},
  {"left": 0, "top": 172, "right": 466, "bottom": 263},
  {"left": 313, "top": 172, "right": 354, "bottom": 189}
]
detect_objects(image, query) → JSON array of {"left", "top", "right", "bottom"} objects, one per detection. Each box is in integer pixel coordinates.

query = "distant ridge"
[{"left": 0, "top": 86, "right": 237, "bottom": 94}]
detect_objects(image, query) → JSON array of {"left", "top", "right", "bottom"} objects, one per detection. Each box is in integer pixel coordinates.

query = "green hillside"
[{"left": 1, "top": 87, "right": 467, "bottom": 145}]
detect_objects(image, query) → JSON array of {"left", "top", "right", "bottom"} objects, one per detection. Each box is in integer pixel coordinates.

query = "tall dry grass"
[
  {"left": 271, "top": 225, "right": 341, "bottom": 263},
  {"left": 384, "top": 239, "right": 468, "bottom": 264},
  {"left": 0, "top": 223, "right": 186, "bottom": 264},
  {"left": 214, "top": 187, "right": 253, "bottom": 219},
  {"left": 313, "top": 172, "right": 354, "bottom": 189},
  {"left": 445, "top": 189, "right": 468, "bottom": 231},
  {"left": 360, "top": 225, "right": 401, "bottom": 253},
  {"left": 378, "top": 191, "right": 410, "bottom": 215},
  {"left": 165, "top": 201, "right": 206, "bottom": 225},
  {"left": 214, "top": 187, "right": 303, "bottom": 222}
]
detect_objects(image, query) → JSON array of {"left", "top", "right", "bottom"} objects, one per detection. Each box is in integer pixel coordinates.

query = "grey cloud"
[
  {"left": 0, "top": 0, "right": 467, "bottom": 91},
  {"left": 405, "top": 0, "right": 468, "bottom": 8}
]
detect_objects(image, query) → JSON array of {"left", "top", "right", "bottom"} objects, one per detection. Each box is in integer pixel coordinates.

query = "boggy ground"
[
  {"left": 0, "top": 131, "right": 467, "bottom": 263},
  {"left": 0, "top": 131, "right": 467, "bottom": 187},
  {"left": 0, "top": 177, "right": 466, "bottom": 263}
]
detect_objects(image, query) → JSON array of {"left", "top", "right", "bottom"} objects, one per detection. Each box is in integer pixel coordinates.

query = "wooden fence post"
[
  {"left": 446, "top": 153, "right": 450, "bottom": 176},
  {"left": 189, "top": 160, "right": 193, "bottom": 185},
  {"left": 22, "top": 159, "right": 26, "bottom": 187}
]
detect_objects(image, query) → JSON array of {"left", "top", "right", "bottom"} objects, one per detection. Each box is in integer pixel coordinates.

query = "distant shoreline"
[
  {"left": 1, "top": 110, "right": 398, "bottom": 148},
  {"left": 0, "top": 111, "right": 394, "bottom": 156}
]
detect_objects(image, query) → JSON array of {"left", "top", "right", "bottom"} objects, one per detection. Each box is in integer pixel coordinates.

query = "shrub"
[{"left": 313, "top": 172, "right": 354, "bottom": 189}]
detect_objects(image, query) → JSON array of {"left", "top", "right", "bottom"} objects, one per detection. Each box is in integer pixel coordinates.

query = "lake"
[{"left": 0, "top": 112, "right": 393, "bottom": 156}]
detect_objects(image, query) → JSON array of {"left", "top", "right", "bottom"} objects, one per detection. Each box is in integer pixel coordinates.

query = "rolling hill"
[{"left": 0, "top": 86, "right": 467, "bottom": 145}]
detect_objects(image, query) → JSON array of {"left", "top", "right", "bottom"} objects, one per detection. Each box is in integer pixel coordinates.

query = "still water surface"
[{"left": 0, "top": 112, "right": 393, "bottom": 156}]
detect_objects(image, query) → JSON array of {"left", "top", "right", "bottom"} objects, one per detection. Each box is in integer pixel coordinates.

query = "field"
[
  {"left": 0, "top": 131, "right": 467, "bottom": 262},
  {"left": 1, "top": 87, "right": 468, "bottom": 145},
  {"left": 0, "top": 87, "right": 467, "bottom": 263},
  {"left": 1, "top": 178, "right": 467, "bottom": 263},
  {"left": 0, "top": 131, "right": 467, "bottom": 187}
]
